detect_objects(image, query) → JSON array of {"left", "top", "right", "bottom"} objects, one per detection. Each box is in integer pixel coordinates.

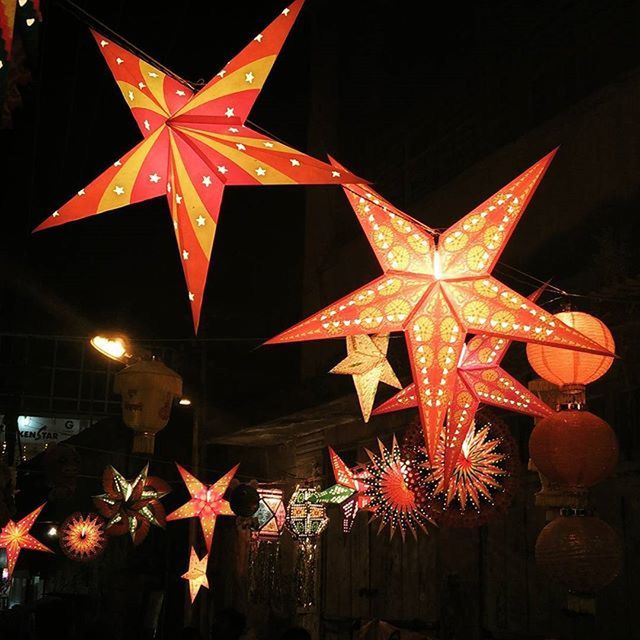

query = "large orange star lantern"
[
  {"left": 182, "top": 547, "right": 209, "bottom": 603},
  {"left": 0, "top": 504, "right": 53, "bottom": 577},
  {"left": 267, "top": 152, "right": 613, "bottom": 463},
  {"left": 373, "top": 286, "right": 553, "bottom": 481},
  {"left": 34, "top": 0, "right": 360, "bottom": 331},
  {"left": 166, "top": 463, "right": 238, "bottom": 551}
]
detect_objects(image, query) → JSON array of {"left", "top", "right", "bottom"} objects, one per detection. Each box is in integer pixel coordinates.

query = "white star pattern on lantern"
[
  {"left": 202, "top": 176, "right": 212, "bottom": 187},
  {"left": 228, "top": 127, "right": 239, "bottom": 133},
  {"left": 173, "top": 221, "right": 178, "bottom": 230},
  {"left": 217, "top": 166, "right": 228, "bottom": 175},
  {"left": 100, "top": 40, "right": 109, "bottom": 47},
  {"left": 78, "top": 189, "right": 85, "bottom": 196},
  {"left": 138, "top": 82, "right": 146, "bottom": 89},
  {"left": 143, "top": 120, "right": 150, "bottom": 131},
  {"left": 236, "top": 143, "right": 246, "bottom": 151},
  {"left": 254, "top": 34, "right": 263, "bottom": 42},
  {"left": 26, "top": 17, "right": 35, "bottom": 27},
  {"left": 290, "top": 158, "right": 300, "bottom": 167},
  {"left": 225, "top": 107, "right": 235, "bottom": 118},
  {"left": 245, "top": 72, "right": 254, "bottom": 84},
  {"left": 263, "top": 142, "right": 274, "bottom": 148},
  {"left": 167, "top": 182, "right": 172, "bottom": 193},
  {"left": 149, "top": 173, "right": 161, "bottom": 183},
  {"left": 116, "top": 57, "right": 124, "bottom": 65},
  {"left": 183, "top": 250, "right": 189, "bottom": 260},
  {"left": 128, "top": 91, "right": 134, "bottom": 101},
  {"left": 113, "top": 186, "right": 125, "bottom": 196},
  {"left": 148, "top": 71, "right": 159, "bottom": 78},
  {"left": 196, "top": 216, "right": 206, "bottom": 227},
  {"left": 52, "top": 211, "right": 59, "bottom": 217},
  {"left": 217, "top": 70, "right": 226, "bottom": 78},
  {"left": 255, "top": 167, "right": 267, "bottom": 176},
  {"left": 332, "top": 170, "right": 341, "bottom": 178},
  {"left": 189, "top": 292, "right": 195, "bottom": 302},
  {"left": 282, "top": 8, "right": 290, "bottom": 15},
  {"left": 176, "top": 194, "right": 183, "bottom": 205},
  {"left": 114, "top": 160, "right": 122, "bottom": 167},
  {"left": 176, "top": 90, "right": 186, "bottom": 96}
]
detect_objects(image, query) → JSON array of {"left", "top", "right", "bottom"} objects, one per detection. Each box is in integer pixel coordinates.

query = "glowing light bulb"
[{"left": 90, "top": 335, "right": 130, "bottom": 362}]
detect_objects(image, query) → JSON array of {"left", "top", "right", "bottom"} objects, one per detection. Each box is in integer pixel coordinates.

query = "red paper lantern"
[
  {"left": 529, "top": 409, "right": 618, "bottom": 488},
  {"left": 535, "top": 512, "right": 622, "bottom": 594},
  {"left": 526, "top": 311, "right": 614, "bottom": 391}
]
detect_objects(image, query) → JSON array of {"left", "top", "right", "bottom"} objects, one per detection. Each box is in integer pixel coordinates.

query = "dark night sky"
[{"left": 3, "top": 0, "right": 640, "bottom": 419}]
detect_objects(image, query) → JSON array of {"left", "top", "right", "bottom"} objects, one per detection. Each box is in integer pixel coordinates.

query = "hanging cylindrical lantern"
[
  {"left": 526, "top": 311, "right": 614, "bottom": 397},
  {"left": 535, "top": 510, "right": 622, "bottom": 612},
  {"left": 529, "top": 409, "right": 618, "bottom": 489},
  {"left": 285, "top": 485, "right": 329, "bottom": 610},
  {"left": 113, "top": 358, "right": 183, "bottom": 453}
]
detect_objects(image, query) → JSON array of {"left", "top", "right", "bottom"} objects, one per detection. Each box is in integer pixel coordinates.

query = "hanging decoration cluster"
[
  {"left": 34, "top": 0, "right": 359, "bottom": 331},
  {"left": 267, "top": 153, "right": 613, "bottom": 474}
]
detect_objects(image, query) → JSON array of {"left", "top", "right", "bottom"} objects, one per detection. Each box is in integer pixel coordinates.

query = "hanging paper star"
[
  {"left": 317, "top": 447, "right": 371, "bottom": 533},
  {"left": 93, "top": 464, "right": 170, "bottom": 545},
  {"left": 330, "top": 334, "right": 401, "bottom": 422},
  {"left": 0, "top": 504, "right": 52, "bottom": 577},
  {"left": 267, "top": 153, "right": 613, "bottom": 464},
  {"left": 373, "top": 285, "right": 552, "bottom": 482},
  {"left": 182, "top": 546, "right": 209, "bottom": 603},
  {"left": 364, "top": 437, "right": 434, "bottom": 541},
  {"left": 166, "top": 463, "right": 238, "bottom": 551},
  {"left": 33, "top": 0, "right": 361, "bottom": 331},
  {"left": 59, "top": 512, "right": 107, "bottom": 562}
]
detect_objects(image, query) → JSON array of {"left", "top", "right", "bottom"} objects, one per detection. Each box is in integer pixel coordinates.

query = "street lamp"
[{"left": 89, "top": 332, "right": 183, "bottom": 454}]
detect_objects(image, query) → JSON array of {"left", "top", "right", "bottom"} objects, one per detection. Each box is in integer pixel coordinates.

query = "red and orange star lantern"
[
  {"left": 166, "top": 463, "right": 238, "bottom": 552},
  {"left": 182, "top": 546, "right": 209, "bottom": 603},
  {"left": 267, "top": 153, "right": 613, "bottom": 463},
  {"left": 33, "top": 0, "right": 360, "bottom": 331},
  {"left": 0, "top": 504, "right": 53, "bottom": 577},
  {"left": 373, "top": 286, "right": 553, "bottom": 482},
  {"left": 317, "top": 447, "right": 371, "bottom": 533},
  {"left": 60, "top": 512, "right": 108, "bottom": 562}
]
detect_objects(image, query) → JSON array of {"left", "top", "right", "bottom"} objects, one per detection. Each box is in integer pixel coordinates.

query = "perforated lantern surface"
[
  {"left": 253, "top": 487, "right": 286, "bottom": 542},
  {"left": 285, "top": 486, "right": 328, "bottom": 540},
  {"left": 526, "top": 311, "right": 615, "bottom": 388}
]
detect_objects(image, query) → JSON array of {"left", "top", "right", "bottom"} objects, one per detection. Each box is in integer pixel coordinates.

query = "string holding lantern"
[
  {"left": 248, "top": 487, "right": 287, "bottom": 606},
  {"left": 285, "top": 485, "right": 329, "bottom": 609},
  {"left": 535, "top": 509, "right": 623, "bottom": 613},
  {"left": 59, "top": 512, "right": 107, "bottom": 562}
]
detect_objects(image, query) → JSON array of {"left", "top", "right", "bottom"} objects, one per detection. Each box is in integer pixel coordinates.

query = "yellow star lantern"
[
  {"left": 330, "top": 334, "right": 401, "bottom": 421},
  {"left": 182, "top": 547, "right": 209, "bottom": 603},
  {"left": 0, "top": 504, "right": 53, "bottom": 578}
]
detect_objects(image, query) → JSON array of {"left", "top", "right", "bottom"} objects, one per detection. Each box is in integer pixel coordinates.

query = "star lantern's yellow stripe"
[
  {"left": 169, "top": 134, "right": 217, "bottom": 257},
  {"left": 177, "top": 56, "right": 276, "bottom": 115},
  {"left": 184, "top": 129, "right": 302, "bottom": 154},
  {"left": 97, "top": 126, "right": 166, "bottom": 212},
  {"left": 138, "top": 60, "right": 172, "bottom": 115},
  {"left": 178, "top": 128, "right": 295, "bottom": 184},
  {"left": 116, "top": 81, "right": 168, "bottom": 118}
]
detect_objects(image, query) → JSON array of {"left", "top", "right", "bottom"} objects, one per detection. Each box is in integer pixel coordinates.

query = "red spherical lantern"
[
  {"left": 529, "top": 409, "right": 618, "bottom": 488},
  {"left": 526, "top": 311, "right": 614, "bottom": 392},
  {"left": 535, "top": 512, "right": 622, "bottom": 594}
]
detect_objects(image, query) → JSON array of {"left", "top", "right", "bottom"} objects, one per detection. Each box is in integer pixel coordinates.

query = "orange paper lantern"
[
  {"left": 535, "top": 512, "right": 622, "bottom": 594},
  {"left": 529, "top": 409, "right": 618, "bottom": 488},
  {"left": 526, "top": 311, "right": 614, "bottom": 391}
]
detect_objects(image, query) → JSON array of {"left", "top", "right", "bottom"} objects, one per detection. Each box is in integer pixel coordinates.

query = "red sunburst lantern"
[{"left": 60, "top": 512, "right": 108, "bottom": 562}]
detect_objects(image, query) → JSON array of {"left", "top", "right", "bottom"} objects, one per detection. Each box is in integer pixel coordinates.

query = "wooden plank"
[{"left": 350, "top": 514, "right": 371, "bottom": 620}]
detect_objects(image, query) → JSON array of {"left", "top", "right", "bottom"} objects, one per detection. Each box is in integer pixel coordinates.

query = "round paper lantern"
[
  {"left": 526, "top": 311, "right": 614, "bottom": 391},
  {"left": 229, "top": 483, "right": 260, "bottom": 518},
  {"left": 114, "top": 358, "right": 183, "bottom": 453},
  {"left": 529, "top": 409, "right": 618, "bottom": 488},
  {"left": 535, "top": 512, "right": 622, "bottom": 594},
  {"left": 60, "top": 512, "right": 107, "bottom": 562}
]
